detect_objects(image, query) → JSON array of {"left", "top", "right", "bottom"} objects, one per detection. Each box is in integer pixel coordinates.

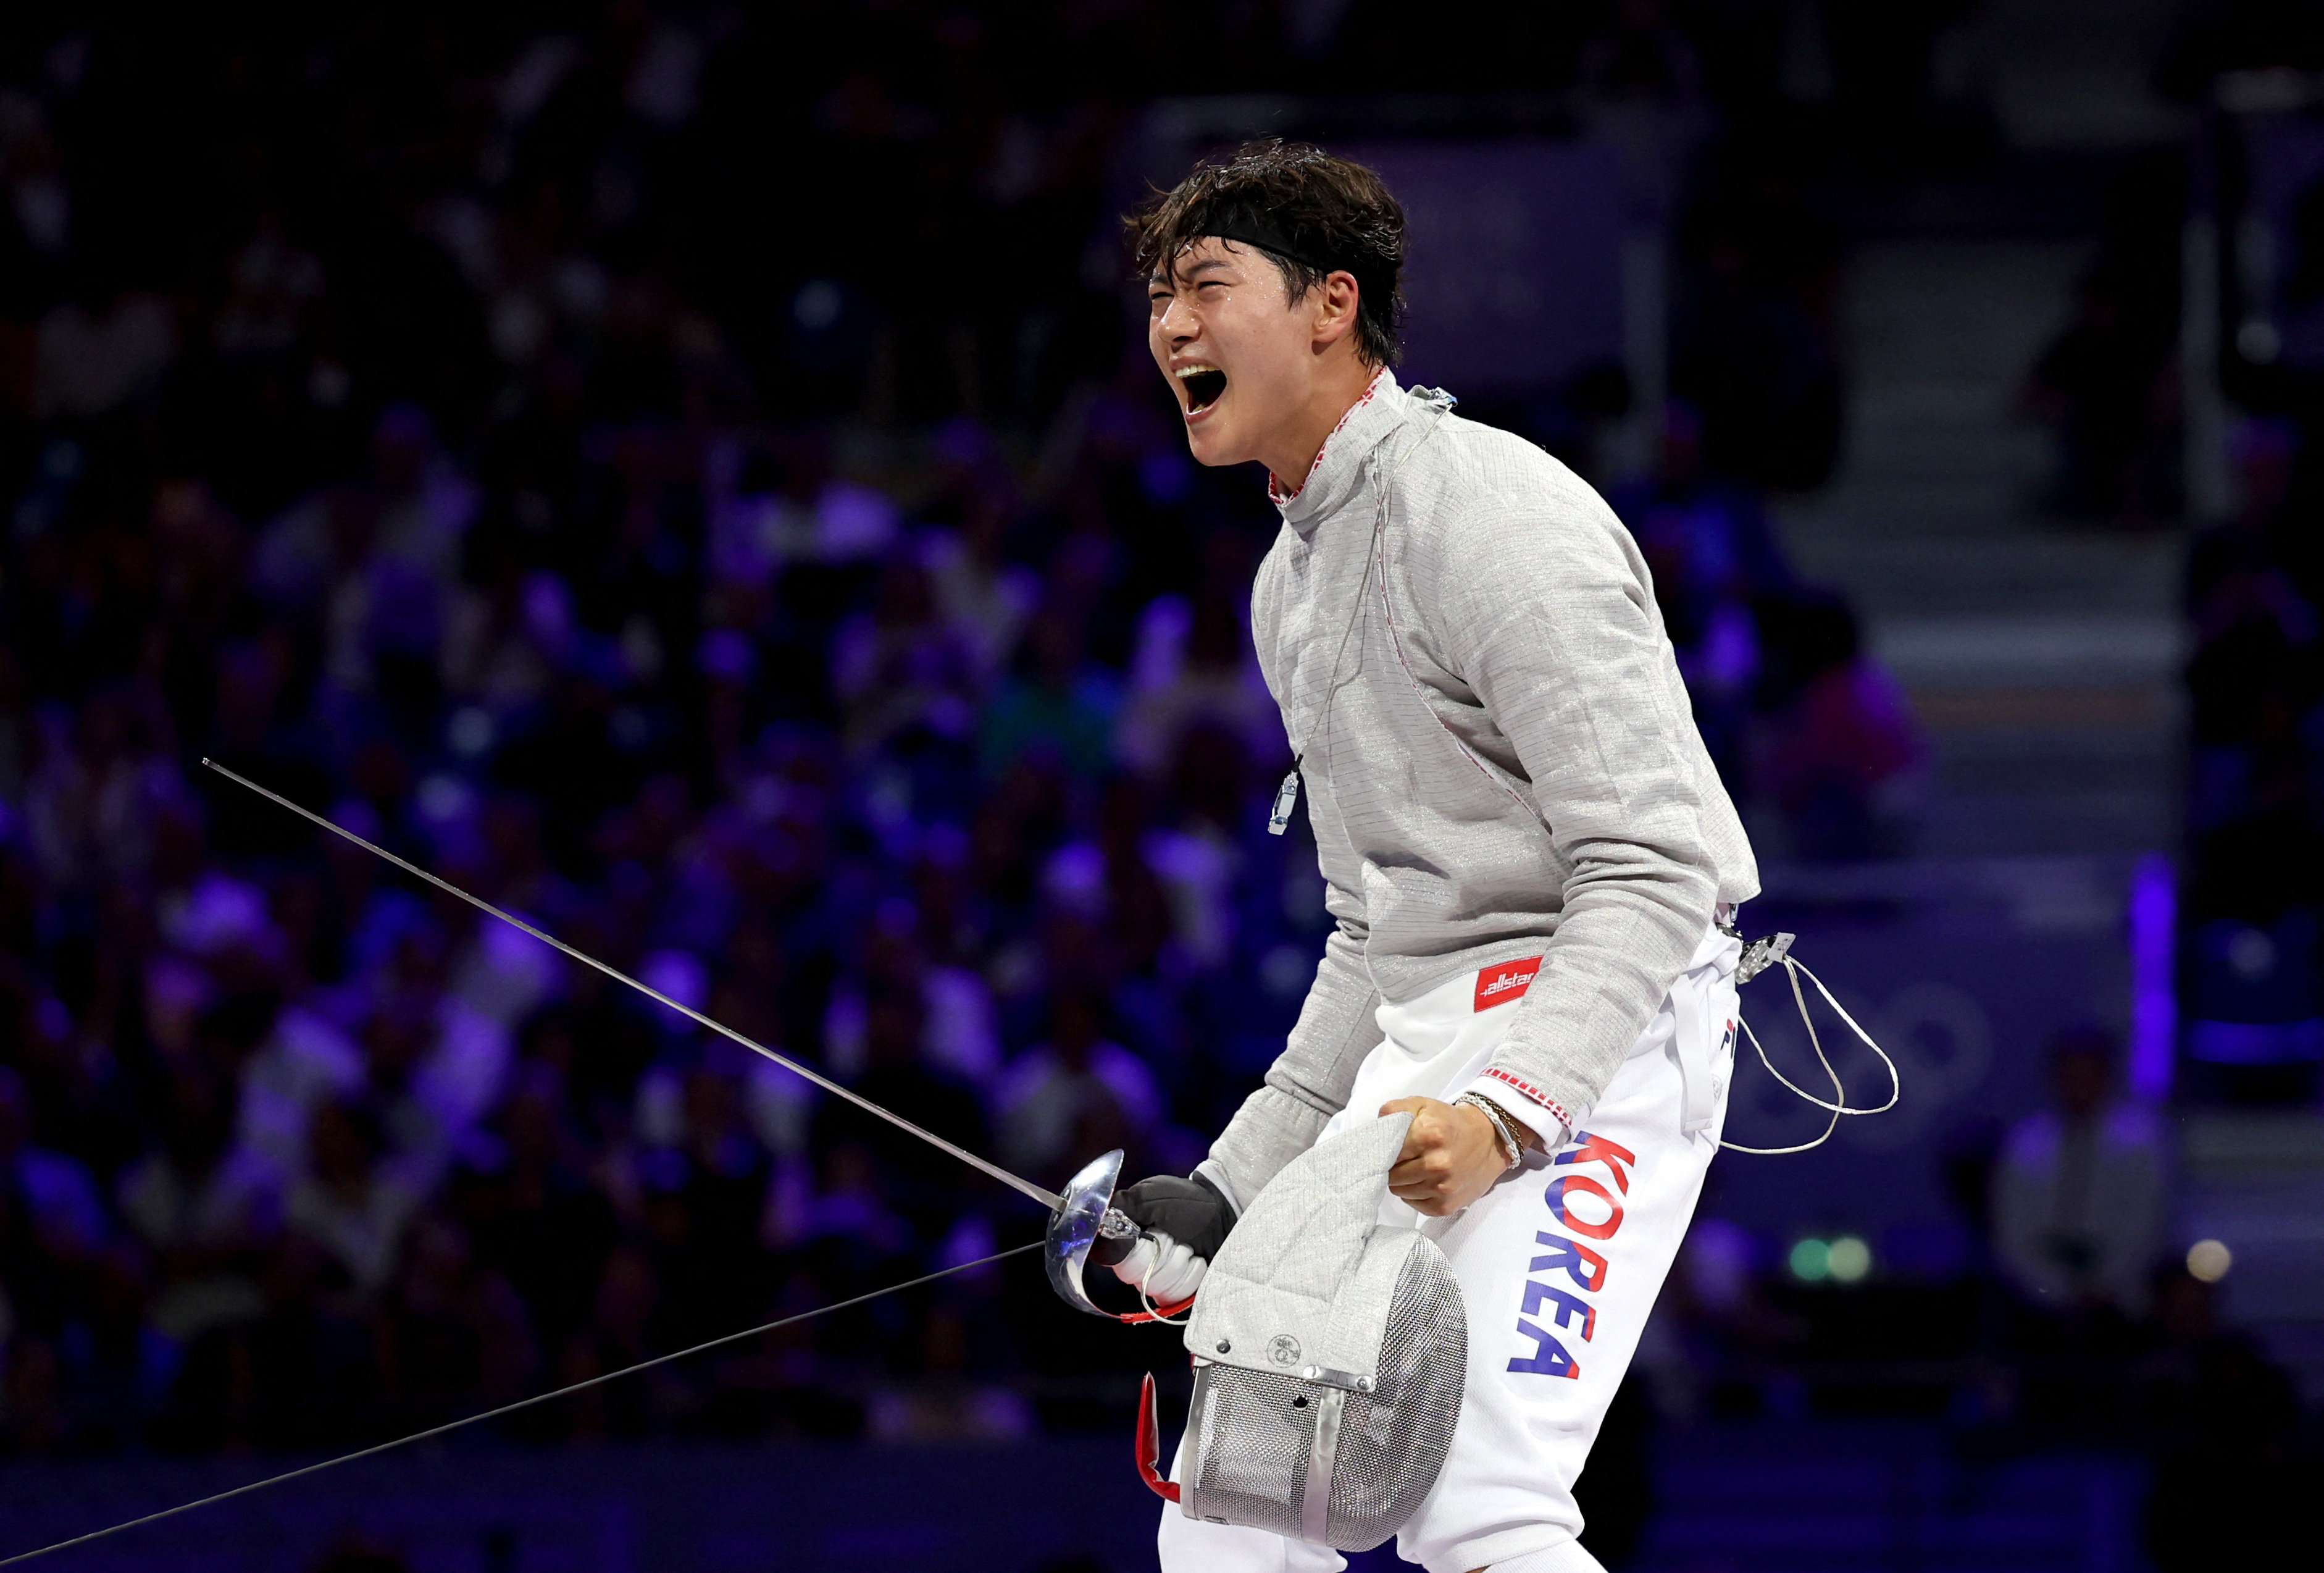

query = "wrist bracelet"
[{"left": 1455, "top": 1092, "right": 1526, "bottom": 1175}]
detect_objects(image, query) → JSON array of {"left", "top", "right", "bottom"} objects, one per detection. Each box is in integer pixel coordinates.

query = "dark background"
[{"left": 0, "top": 2, "right": 2319, "bottom": 1569}]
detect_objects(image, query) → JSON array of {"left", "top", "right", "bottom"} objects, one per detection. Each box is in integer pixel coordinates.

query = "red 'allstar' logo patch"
[{"left": 1474, "top": 957, "right": 1542, "bottom": 1012}]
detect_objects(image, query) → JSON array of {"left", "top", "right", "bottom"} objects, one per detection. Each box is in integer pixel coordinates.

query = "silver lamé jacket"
[{"left": 1197, "top": 373, "right": 1759, "bottom": 1211}]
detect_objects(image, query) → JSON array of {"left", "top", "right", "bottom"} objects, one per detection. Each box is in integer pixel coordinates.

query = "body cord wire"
[
  {"left": 0, "top": 1242, "right": 1043, "bottom": 1567},
  {"left": 1720, "top": 955, "right": 1904, "bottom": 1156}
]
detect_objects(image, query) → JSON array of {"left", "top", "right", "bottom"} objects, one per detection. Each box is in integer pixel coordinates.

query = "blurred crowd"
[
  {"left": 0, "top": 5, "right": 1321, "bottom": 1453},
  {"left": 2182, "top": 411, "right": 2324, "bottom": 1104},
  {"left": 1633, "top": 1015, "right": 2315, "bottom": 1572},
  {"left": 0, "top": 2, "right": 1937, "bottom": 1467}
]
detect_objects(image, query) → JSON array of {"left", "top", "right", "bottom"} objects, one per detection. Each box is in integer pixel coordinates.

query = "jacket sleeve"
[{"left": 1434, "top": 482, "right": 1729, "bottom": 1144}]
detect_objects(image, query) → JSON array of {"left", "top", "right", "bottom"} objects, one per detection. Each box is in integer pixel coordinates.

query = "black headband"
[
  {"left": 1203, "top": 217, "right": 1336, "bottom": 277},
  {"left": 1193, "top": 211, "right": 1391, "bottom": 306}
]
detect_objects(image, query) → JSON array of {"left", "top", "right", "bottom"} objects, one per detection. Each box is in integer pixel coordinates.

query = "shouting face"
[{"left": 1147, "top": 237, "right": 1366, "bottom": 479}]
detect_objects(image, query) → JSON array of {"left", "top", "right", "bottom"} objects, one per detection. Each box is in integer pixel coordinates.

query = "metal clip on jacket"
[{"left": 1734, "top": 929, "right": 1794, "bottom": 986}]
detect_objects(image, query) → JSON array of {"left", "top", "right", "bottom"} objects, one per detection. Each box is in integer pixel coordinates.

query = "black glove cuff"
[{"left": 1089, "top": 1170, "right": 1235, "bottom": 1267}]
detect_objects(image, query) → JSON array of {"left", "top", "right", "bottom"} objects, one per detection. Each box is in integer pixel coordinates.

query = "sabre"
[{"left": 199, "top": 758, "right": 1150, "bottom": 1319}]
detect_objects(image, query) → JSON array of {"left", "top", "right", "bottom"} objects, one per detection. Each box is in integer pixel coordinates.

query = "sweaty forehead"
[{"left": 1156, "top": 237, "right": 1257, "bottom": 285}]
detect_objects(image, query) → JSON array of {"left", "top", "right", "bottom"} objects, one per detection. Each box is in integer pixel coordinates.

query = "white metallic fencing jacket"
[{"left": 1199, "top": 374, "right": 1759, "bottom": 1210}]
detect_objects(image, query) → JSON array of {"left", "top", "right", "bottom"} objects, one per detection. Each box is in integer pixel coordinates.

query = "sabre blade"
[{"left": 199, "top": 758, "right": 1065, "bottom": 1214}]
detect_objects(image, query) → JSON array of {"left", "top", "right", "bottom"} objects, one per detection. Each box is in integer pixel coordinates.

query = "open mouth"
[{"left": 1176, "top": 366, "right": 1226, "bottom": 416}]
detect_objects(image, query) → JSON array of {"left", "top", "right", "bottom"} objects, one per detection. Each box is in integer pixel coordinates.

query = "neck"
[{"left": 1263, "top": 358, "right": 1381, "bottom": 493}]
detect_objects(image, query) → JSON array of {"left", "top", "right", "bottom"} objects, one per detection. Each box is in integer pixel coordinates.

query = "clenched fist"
[{"left": 1382, "top": 1096, "right": 1528, "bottom": 1216}]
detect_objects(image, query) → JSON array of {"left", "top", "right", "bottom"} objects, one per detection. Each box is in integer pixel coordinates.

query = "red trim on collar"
[{"left": 1268, "top": 370, "right": 1389, "bottom": 505}]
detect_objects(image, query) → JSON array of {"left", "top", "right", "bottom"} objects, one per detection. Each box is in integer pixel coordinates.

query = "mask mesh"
[
  {"left": 1188, "top": 1366, "right": 1313, "bottom": 1537},
  {"left": 1324, "top": 1241, "right": 1464, "bottom": 1543},
  {"left": 1184, "top": 1235, "right": 1466, "bottom": 1550}
]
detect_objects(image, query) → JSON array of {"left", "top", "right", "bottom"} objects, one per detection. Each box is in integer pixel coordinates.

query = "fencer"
[{"left": 1095, "top": 142, "right": 1760, "bottom": 1573}]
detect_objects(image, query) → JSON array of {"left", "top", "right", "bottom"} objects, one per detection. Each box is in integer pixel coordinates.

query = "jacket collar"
[{"left": 1270, "top": 369, "right": 1409, "bottom": 533}]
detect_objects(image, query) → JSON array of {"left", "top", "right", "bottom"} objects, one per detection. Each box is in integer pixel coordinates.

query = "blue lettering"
[
  {"left": 1519, "top": 1279, "right": 1597, "bottom": 1341},
  {"left": 1508, "top": 1317, "right": 1582, "bottom": 1378},
  {"left": 1529, "top": 1230, "right": 1610, "bottom": 1293}
]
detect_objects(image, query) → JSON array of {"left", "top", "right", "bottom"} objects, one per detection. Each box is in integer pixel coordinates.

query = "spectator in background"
[
  {"left": 1576, "top": 0, "right": 1710, "bottom": 224},
  {"left": 919, "top": 468, "right": 1039, "bottom": 689},
  {"left": 1611, "top": 400, "right": 1794, "bottom": 786},
  {"left": 31, "top": 259, "right": 175, "bottom": 422},
  {"left": 2140, "top": 1265, "right": 2317, "bottom": 1570},
  {"left": 995, "top": 991, "right": 1161, "bottom": 1183},
  {"left": 2023, "top": 154, "right": 2184, "bottom": 531},
  {"left": 285, "top": 1099, "right": 420, "bottom": 1298},
  {"left": 1752, "top": 590, "right": 1923, "bottom": 858},
  {"left": 0, "top": 1067, "right": 107, "bottom": 1305},
  {"left": 1671, "top": 165, "right": 1843, "bottom": 493},
  {"left": 236, "top": 989, "right": 362, "bottom": 1182},
  {"left": 822, "top": 899, "right": 1000, "bottom": 1088},
  {"left": 812, "top": 981, "right": 992, "bottom": 1240},
  {"left": 2186, "top": 417, "right": 2300, "bottom": 628},
  {"left": 980, "top": 606, "right": 1122, "bottom": 784},
  {"left": 451, "top": 1064, "right": 614, "bottom": 1349},
  {"left": 376, "top": 1215, "right": 537, "bottom": 1428},
  {"left": 828, "top": 550, "right": 983, "bottom": 761},
  {"left": 635, "top": 1065, "right": 775, "bottom": 1348},
  {"left": 440, "top": 562, "right": 571, "bottom": 725},
  {"left": 19, "top": 684, "right": 182, "bottom": 899},
  {"left": 865, "top": 1294, "right": 1032, "bottom": 1443},
  {"left": 115, "top": 1062, "right": 280, "bottom": 1343},
  {"left": 1992, "top": 1026, "right": 2165, "bottom": 1320},
  {"left": 1116, "top": 590, "right": 1279, "bottom": 783}
]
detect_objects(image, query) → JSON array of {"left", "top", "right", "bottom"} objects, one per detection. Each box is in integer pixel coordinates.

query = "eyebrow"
[{"left": 1153, "top": 258, "right": 1235, "bottom": 288}]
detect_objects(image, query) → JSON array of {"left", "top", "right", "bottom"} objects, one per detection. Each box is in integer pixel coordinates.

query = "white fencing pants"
[{"left": 1159, "top": 925, "right": 1741, "bottom": 1573}]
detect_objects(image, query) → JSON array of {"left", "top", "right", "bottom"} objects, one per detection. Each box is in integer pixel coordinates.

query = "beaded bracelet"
[{"left": 1455, "top": 1091, "right": 1528, "bottom": 1177}]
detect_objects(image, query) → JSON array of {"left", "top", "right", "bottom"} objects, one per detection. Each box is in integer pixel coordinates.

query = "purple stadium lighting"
[{"left": 2128, "top": 853, "right": 2176, "bottom": 1103}]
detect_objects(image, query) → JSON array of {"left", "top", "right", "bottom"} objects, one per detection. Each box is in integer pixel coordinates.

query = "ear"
[{"left": 1308, "top": 270, "right": 1363, "bottom": 353}]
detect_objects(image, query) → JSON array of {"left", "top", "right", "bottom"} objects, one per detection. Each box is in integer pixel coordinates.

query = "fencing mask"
[{"left": 1136, "top": 1112, "right": 1467, "bottom": 1550}]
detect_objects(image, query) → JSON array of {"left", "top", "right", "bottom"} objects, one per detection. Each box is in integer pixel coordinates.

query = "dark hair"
[{"left": 1127, "top": 140, "right": 1405, "bottom": 367}]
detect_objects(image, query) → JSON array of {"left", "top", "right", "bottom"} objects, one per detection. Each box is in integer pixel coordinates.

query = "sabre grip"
[{"left": 1090, "top": 1172, "right": 1234, "bottom": 1267}]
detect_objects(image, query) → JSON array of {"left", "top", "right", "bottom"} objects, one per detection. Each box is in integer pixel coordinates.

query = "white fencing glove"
[{"left": 1108, "top": 1231, "right": 1208, "bottom": 1304}]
